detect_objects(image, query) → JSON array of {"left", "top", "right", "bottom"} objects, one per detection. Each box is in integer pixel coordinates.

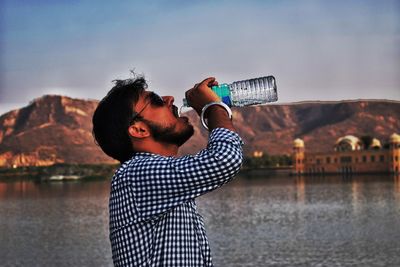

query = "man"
[{"left": 92, "top": 75, "right": 243, "bottom": 266}]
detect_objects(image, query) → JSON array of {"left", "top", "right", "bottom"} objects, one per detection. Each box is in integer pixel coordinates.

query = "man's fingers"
[
  {"left": 210, "top": 80, "right": 218, "bottom": 87},
  {"left": 199, "top": 77, "right": 215, "bottom": 88},
  {"left": 191, "top": 77, "right": 217, "bottom": 91}
]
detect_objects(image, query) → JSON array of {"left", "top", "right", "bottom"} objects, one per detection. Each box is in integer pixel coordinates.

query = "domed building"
[
  {"left": 334, "top": 135, "right": 363, "bottom": 151},
  {"left": 293, "top": 138, "right": 305, "bottom": 148},
  {"left": 293, "top": 138, "right": 305, "bottom": 174},
  {"left": 390, "top": 133, "right": 400, "bottom": 144},
  {"left": 370, "top": 138, "right": 382, "bottom": 149},
  {"left": 389, "top": 134, "right": 400, "bottom": 173},
  {"left": 293, "top": 133, "right": 400, "bottom": 175}
]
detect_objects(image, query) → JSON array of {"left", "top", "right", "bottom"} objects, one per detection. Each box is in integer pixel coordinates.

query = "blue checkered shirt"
[{"left": 109, "top": 128, "right": 243, "bottom": 266}]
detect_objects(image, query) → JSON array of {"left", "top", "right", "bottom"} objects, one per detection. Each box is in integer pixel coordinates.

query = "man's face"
[{"left": 134, "top": 91, "right": 194, "bottom": 146}]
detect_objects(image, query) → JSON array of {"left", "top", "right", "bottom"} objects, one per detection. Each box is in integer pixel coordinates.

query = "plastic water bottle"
[{"left": 182, "top": 76, "right": 277, "bottom": 107}]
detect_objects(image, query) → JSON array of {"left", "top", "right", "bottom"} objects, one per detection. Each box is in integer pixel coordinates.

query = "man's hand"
[
  {"left": 185, "top": 77, "right": 235, "bottom": 132},
  {"left": 185, "top": 77, "right": 220, "bottom": 116}
]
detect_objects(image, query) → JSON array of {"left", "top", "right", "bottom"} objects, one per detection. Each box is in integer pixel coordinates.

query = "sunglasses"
[{"left": 131, "top": 92, "right": 165, "bottom": 123}]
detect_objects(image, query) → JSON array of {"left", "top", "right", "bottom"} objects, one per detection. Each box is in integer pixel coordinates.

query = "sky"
[{"left": 1, "top": 0, "right": 399, "bottom": 115}]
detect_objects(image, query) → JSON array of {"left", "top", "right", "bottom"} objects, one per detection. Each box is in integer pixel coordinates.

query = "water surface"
[{"left": 1, "top": 174, "right": 399, "bottom": 266}]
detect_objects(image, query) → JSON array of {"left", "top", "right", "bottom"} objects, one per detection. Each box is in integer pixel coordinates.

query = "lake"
[{"left": 1, "top": 173, "right": 400, "bottom": 267}]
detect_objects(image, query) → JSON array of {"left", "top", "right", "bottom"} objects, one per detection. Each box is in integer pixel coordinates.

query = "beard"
[{"left": 142, "top": 118, "right": 194, "bottom": 147}]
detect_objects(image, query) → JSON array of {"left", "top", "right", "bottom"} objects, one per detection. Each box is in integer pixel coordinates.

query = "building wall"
[
  {"left": 303, "top": 150, "right": 392, "bottom": 174},
  {"left": 293, "top": 134, "right": 400, "bottom": 175},
  {"left": 293, "top": 147, "right": 305, "bottom": 174},
  {"left": 293, "top": 145, "right": 400, "bottom": 175},
  {"left": 390, "top": 143, "right": 400, "bottom": 173}
]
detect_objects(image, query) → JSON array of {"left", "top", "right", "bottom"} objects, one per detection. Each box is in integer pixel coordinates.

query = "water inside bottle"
[{"left": 230, "top": 76, "right": 277, "bottom": 106}]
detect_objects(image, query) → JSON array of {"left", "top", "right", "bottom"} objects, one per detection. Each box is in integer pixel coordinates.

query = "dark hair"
[{"left": 92, "top": 75, "right": 147, "bottom": 163}]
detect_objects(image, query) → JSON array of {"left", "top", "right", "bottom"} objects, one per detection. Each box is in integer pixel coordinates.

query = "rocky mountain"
[
  {"left": 178, "top": 100, "right": 400, "bottom": 157},
  {"left": 0, "top": 95, "right": 399, "bottom": 167},
  {"left": 0, "top": 95, "right": 116, "bottom": 167}
]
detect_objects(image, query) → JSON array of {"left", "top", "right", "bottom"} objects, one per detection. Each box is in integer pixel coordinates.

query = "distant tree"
[{"left": 243, "top": 153, "right": 292, "bottom": 168}]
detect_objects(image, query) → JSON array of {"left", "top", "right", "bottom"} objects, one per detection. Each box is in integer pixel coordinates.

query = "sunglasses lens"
[{"left": 151, "top": 93, "right": 164, "bottom": 106}]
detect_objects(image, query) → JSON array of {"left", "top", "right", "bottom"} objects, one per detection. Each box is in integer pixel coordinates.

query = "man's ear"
[{"left": 128, "top": 122, "right": 150, "bottom": 138}]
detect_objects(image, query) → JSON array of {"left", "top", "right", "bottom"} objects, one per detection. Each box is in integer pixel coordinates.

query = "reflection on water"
[
  {"left": 1, "top": 174, "right": 400, "bottom": 266},
  {"left": 198, "top": 174, "right": 400, "bottom": 267}
]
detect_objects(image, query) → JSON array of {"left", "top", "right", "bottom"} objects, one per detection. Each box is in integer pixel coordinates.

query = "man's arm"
[{"left": 131, "top": 128, "right": 243, "bottom": 219}]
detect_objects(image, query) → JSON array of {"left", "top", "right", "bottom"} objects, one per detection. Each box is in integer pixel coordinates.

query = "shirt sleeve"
[{"left": 130, "top": 128, "right": 244, "bottom": 219}]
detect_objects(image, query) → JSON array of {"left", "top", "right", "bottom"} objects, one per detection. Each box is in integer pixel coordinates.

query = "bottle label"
[{"left": 211, "top": 83, "right": 232, "bottom": 106}]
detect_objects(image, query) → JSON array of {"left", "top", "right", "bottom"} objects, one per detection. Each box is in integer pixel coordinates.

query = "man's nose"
[{"left": 163, "top": 96, "right": 174, "bottom": 106}]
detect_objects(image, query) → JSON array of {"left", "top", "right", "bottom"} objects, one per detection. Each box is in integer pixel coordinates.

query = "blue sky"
[{"left": 1, "top": 0, "right": 399, "bottom": 114}]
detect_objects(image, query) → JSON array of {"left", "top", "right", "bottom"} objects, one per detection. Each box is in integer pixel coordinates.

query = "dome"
[
  {"left": 390, "top": 133, "right": 400, "bottom": 143},
  {"left": 335, "top": 135, "right": 362, "bottom": 151},
  {"left": 293, "top": 138, "right": 304, "bottom": 148},
  {"left": 370, "top": 138, "right": 381, "bottom": 148}
]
